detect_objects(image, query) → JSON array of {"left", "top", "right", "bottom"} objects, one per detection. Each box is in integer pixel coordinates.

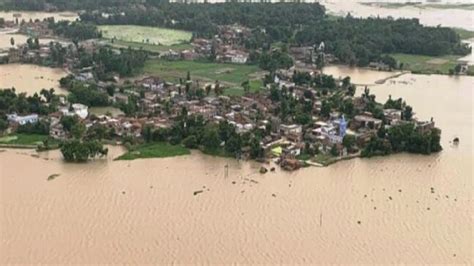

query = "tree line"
[{"left": 3, "top": 1, "right": 470, "bottom": 67}]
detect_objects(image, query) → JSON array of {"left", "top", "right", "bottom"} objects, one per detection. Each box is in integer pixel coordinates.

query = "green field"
[
  {"left": 0, "top": 133, "right": 50, "bottom": 145},
  {"left": 99, "top": 25, "right": 192, "bottom": 46},
  {"left": 144, "top": 59, "right": 262, "bottom": 86},
  {"left": 453, "top": 28, "right": 474, "bottom": 40},
  {"left": 391, "top": 53, "right": 466, "bottom": 75},
  {"left": 116, "top": 142, "right": 190, "bottom": 160},
  {"left": 105, "top": 39, "right": 193, "bottom": 53},
  {"left": 224, "top": 80, "right": 264, "bottom": 96}
]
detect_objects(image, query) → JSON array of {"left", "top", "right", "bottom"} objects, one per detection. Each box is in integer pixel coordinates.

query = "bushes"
[
  {"left": 60, "top": 139, "right": 108, "bottom": 162},
  {"left": 17, "top": 120, "right": 50, "bottom": 135},
  {"left": 362, "top": 123, "right": 442, "bottom": 157}
]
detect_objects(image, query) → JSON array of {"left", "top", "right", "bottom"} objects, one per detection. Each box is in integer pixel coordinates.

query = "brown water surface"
[{"left": 0, "top": 64, "right": 68, "bottom": 94}]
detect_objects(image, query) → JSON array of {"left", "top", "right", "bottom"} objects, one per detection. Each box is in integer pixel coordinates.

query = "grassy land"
[
  {"left": 390, "top": 53, "right": 466, "bottom": 75},
  {"left": 144, "top": 59, "right": 261, "bottom": 86},
  {"left": 99, "top": 25, "right": 192, "bottom": 46},
  {"left": 224, "top": 80, "right": 264, "bottom": 96},
  {"left": 0, "top": 133, "right": 50, "bottom": 146},
  {"left": 312, "top": 154, "right": 336, "bottom": 166},
  {"left": 115, "top": 142, "right": 190, "bottom": 160},
  {"left": 453, "top": 28, "right": 474, "bottom": 40},
  {"left": 105, "top": 39, "right": 193, "bottom": 54}
]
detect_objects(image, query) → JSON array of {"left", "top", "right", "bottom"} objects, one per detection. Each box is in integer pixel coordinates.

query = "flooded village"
[
  {"left": 0, "top": 1, "right": 473, "bottom": 264},
  {"left": 0, "top": 16, "right": 443, "bottom": 169}
]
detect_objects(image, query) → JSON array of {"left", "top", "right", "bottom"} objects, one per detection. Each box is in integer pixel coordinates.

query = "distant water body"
[{"left": 171, "top": 0, "right": 474, "bottom": 31}]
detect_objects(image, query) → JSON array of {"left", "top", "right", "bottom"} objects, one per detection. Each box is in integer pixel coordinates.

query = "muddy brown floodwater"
[
  {"left": 0, "top": 71, "right": 472, "bottom": 264},
  {"left": 0, "top": 64, "right": 68, "bottom": 95}
]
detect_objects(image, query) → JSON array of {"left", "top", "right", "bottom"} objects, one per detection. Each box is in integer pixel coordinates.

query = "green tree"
[
  {"left": 60, "top": 115, "right": 79, "bottom": 132},
  {"left": 142, "top": 125, "right": 154, "bottom": 143},
  {"left": 342, "top": 135, "right": 356, "bottom": 151},
  {"left": 183, "top": 135, "right": 198, "bottom": 149},
  {"left": 330, "top": 144, "right": 339, "bottom": 157},
  {"left": 242, "top": 80, "right": 250, "bottom": 93},
  {"left": 202, "top": 126, "right": 220, "bottom": 150},
  {"left": 71, "top": 123, "right": 86, "bottom": 139},
  {"left": 403, "top": 105, "right": 413, "bottom": 121},
  {"left": 60, "top": 139, "right": 108, "bottom": 162},
  {"left": 225, "top": 133, "right": 242, "bottom": 155}
]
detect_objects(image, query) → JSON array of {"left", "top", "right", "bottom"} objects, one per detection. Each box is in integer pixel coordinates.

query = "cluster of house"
[
  {"left": 0, "top": 18, "right": 78, "bottom": 66},
  {"left": 163, "top": 24, "right": 251, "bottom": 64},
  {"left": 7, "top": 66, "right": 437, "bottom": 167}
]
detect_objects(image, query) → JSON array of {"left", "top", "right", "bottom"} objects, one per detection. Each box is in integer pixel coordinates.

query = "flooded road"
[
  {"left": 323, "top": 65, "right": 401, "bottom": 85},
  {"left": 0, "top": 64, "right": 68, "bottom": 94},
  {"left": 1, "top": 72, "right": 472, "bottom": 264},
  {"left": 0, "top": 32, "right": 69, "bottom": 49}
]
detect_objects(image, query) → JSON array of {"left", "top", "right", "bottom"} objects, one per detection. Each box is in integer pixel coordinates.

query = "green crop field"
[
  {"left": 99, "top": 25, "right": 192, "bottom": 46},
  {"left": 106, "top": 39, "right": 193, "bottom": 53},
  {"left": 0, "top": 133, "right": 50, "bottom": 145},
  {"left": 390, "top": 53, "right": 467, "bottom": 75},
  {"left": 116, "top": 142, "right": 190, "bottom": 160},
  {"left": 144, "top": 59, "right": 262, "bottom": 86}
]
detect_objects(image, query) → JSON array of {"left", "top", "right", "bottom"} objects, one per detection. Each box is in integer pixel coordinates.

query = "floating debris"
[
  {"left": 31, "top": 154, "right": 40, "bottom": 158},
  {"left": 259, "top": 166, "right": 268, "bottom": 174},
  {"left": 272, "top": 193, "right": 276, "bottom": 197},
  {"left": 453, "top": 137, "right": 459, "bottom": 144},
  {"left": 374, "top": 207, "right": 377, "bottom": 210},
  {"left": 193, "top": 190, "right": 204, "bottom": 196},
  {"left": 250, "top": 179, "right": 259, "bottom": 184},
  {"left": 427, "top": 207, "right": 431, "bottom": 211},
  {"left": 389, "top": 196, "right": 393, "bottom": 200},
  {"left": 232, "top": 181, "right": 236, "bottom": 185},
  {"left": 270, "top": 167, "right": 276, "bottom": 172},
  {"left": 398, "top": 189, "right": 402, "bottom": 193},
  {"left": 122, "top": 191, "right": 126, "bottom": 195},
  {"left": 357, "top": 221, "right": 361, "bottom": 225},
  {"left": 47, "top": 174, "right": 60, "bottom": 181},
  {"left": 150, "top": 186, "right": 153, "bottom": 189},
  {"left": 364, "top": 194, "right": 367, "bottom": 198}
]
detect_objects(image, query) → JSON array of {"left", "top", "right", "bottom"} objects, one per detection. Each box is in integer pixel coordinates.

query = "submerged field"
[
  {"left": 99, "top": 25, "right": 192, "bottom": 46},
  {"left": 144, "top": 59, "right": 263, "bottom": 86}
]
